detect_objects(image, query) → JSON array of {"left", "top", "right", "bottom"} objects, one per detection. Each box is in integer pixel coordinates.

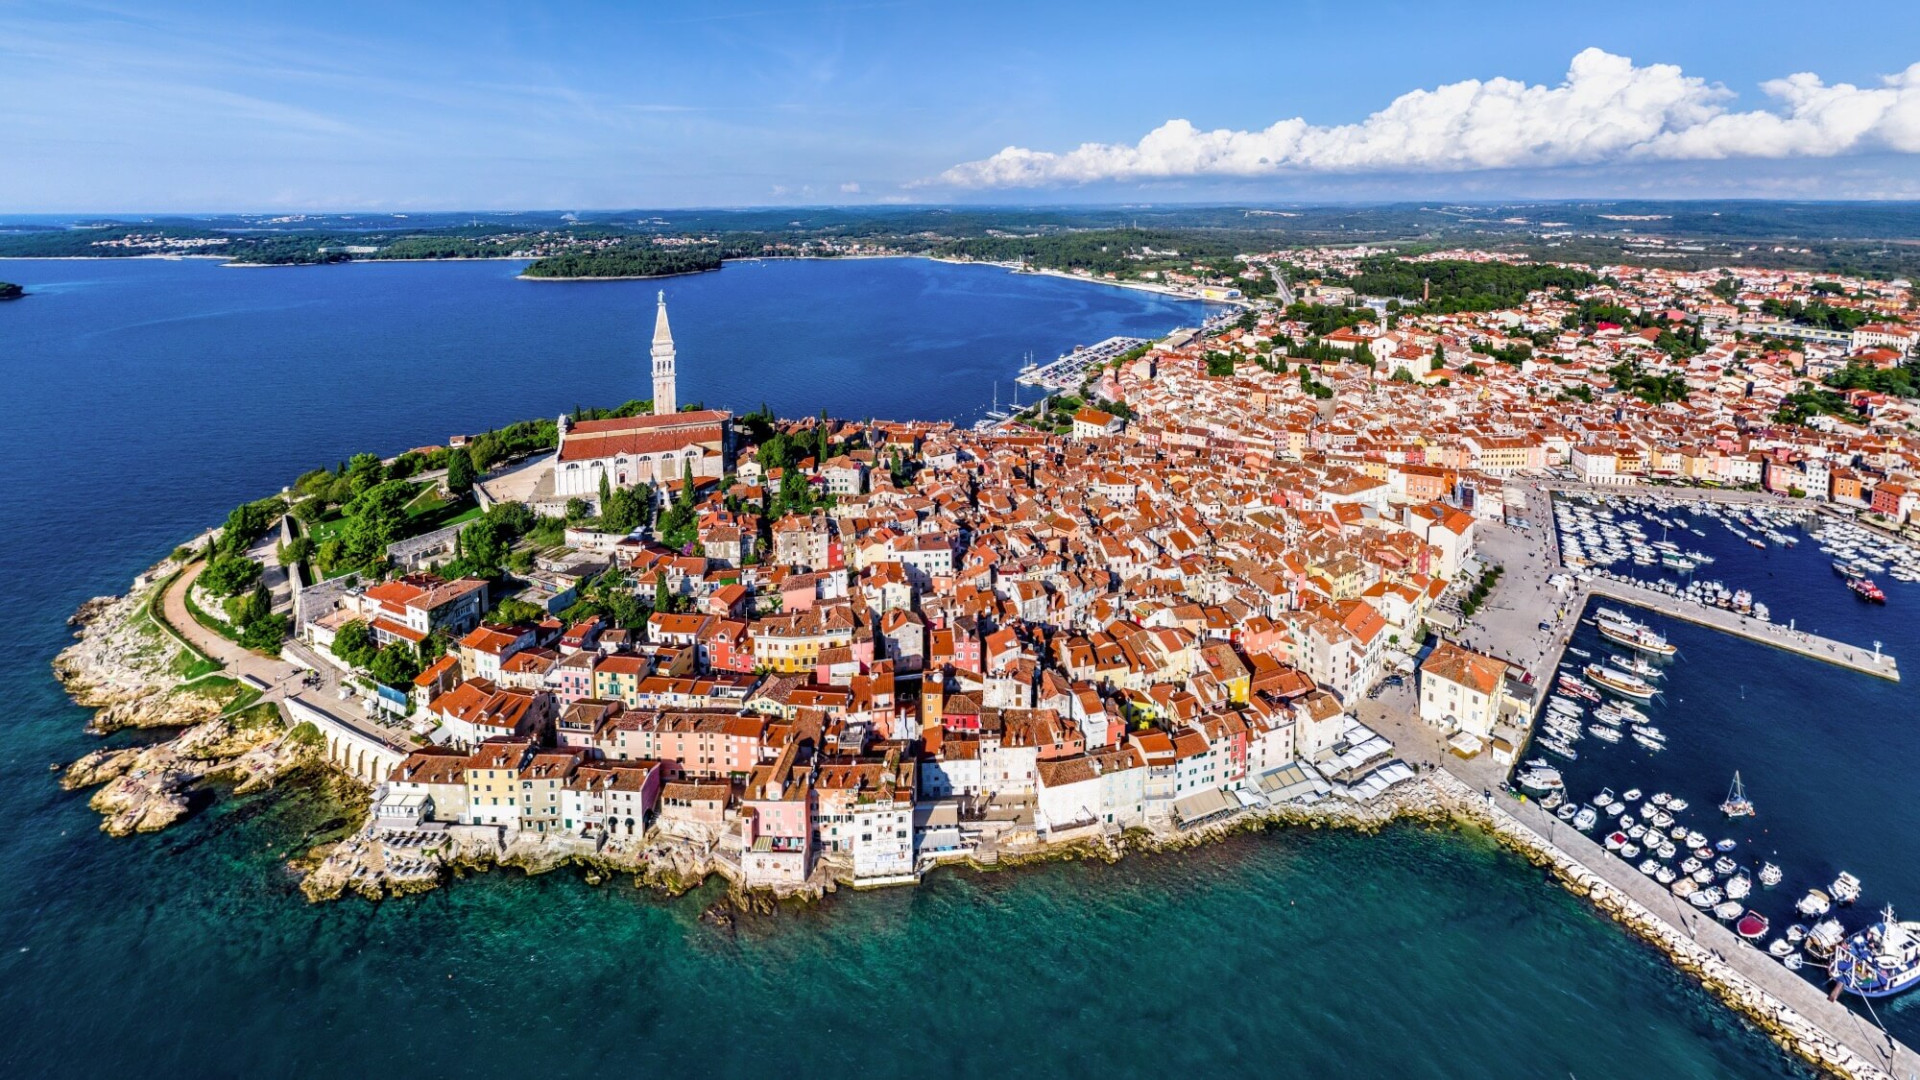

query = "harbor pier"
[
  {"left": 1583, "top": 577, "right": 1900, "bottom": 681},
  {"left": 1446, "top": 766, "right": 1920, "bottom": 1080}
]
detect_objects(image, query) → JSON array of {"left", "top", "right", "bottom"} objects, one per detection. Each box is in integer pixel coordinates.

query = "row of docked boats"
[
  {"left": 1813, "top": 516, "right": 1920, "bottom": 586},
  {"left": 1554, "top": 495, "right": 1784, "bottom": 621},
  {"left": 1520, "top": 765, "right": 1917, "bottom": 996},
  {"left": 1541, "top": 655, "right": 1669, "bottom": 760}
]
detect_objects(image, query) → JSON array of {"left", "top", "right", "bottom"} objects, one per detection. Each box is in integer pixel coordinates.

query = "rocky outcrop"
[
  {"left": 54, "top": 572, "right": 182, "bottom": 710},
  {"left": 63, "top": 705, "right": 303, "bottom": 836}
]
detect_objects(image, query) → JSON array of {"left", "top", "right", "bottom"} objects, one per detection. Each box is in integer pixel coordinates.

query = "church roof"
[{"left": 558, "top": 410, "right": 730, "bottom": 462}]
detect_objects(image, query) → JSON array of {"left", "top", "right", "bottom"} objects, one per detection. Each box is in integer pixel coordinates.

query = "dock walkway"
[
  {"left": 1583, "top": 577, "right": 1900, "bottom": 681},
  {"left": 1475, "top": 772, "right": 1918, "bottom": 1080}
]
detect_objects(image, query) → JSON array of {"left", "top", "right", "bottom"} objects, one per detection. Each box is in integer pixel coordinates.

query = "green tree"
[
  {"left": 654, "top": 573, "right": 673, "bottom": 614},
  {"left": 445, "top": 448, "right": 477, "bottom": 497},
  {"left": 369, "top": 644, "right": 423, "bottom": 689},
  {"left": 338, "top": 481, "right": 414, "bottom": 569},
  {"left": 239, "top": 614, "right": 290, "bottom": 652},
  {"left": 345, "top": 452, "right": 386, "bottom": 495},
  {"left": 492, "top": 597, "right": 547, "bottom": 624},
  {"left": 200, "top": 554, "right": 263, "bottom": 596},
  {"left": 225, "top": 583, "right": 272, "bottom": 627},
  {"left": 330, "top": 619, "right": 379, "bottom": 668},
  {"left": 277, "top": 536, "right": 313, "bottom": 567}
]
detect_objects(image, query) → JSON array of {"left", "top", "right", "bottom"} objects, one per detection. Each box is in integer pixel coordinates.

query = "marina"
[
  {"left": 1499, "top": 485, "right": 1920, "bottom": 1044},
  {"left": 1013, "top": 334, "right": 1147, "bottom": 392}
]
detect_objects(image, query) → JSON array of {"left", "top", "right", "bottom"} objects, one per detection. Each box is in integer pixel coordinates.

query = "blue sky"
[{"left": 3, "top": 0, "right": 1919, "bottom": 210}]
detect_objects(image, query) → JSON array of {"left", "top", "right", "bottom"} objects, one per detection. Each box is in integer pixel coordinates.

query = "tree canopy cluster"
[
  {"left": 1607, "top": 360, "right": 1690, "bottom": 405},
  {"left": 1341, "top": 258, "right": 1598, "bottom": 314},
  {"left": 522, "top": 243, "right": 725, "bottom": 279}
]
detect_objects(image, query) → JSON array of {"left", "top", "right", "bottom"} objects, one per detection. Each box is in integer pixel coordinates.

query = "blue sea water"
[
  {"left": 0, "top": 257, "right": 1806, "bottom": 1078},
  {"left": 1543, "top": 497, "right": 1920, "bottom": 1040}
]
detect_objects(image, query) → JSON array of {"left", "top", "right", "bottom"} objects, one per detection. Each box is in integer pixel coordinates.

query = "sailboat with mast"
[{"left": 1720, "top": 772, "right": 1755, "bottom": 818}]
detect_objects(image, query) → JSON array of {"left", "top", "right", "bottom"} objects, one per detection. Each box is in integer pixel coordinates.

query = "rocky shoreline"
[
  {"left": 53, "top": 568, "right": 315, "bottom": 835},
  {"left": 50, "top": 569, "right": 1894, "bottom": 1078}
]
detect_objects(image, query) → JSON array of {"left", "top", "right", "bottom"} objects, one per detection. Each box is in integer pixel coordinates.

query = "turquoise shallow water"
[{"left": 0, "top": 258, "right": 1803, "bottom": 1077}]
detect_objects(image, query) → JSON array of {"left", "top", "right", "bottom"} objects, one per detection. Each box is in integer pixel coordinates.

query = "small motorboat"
[
  {"left": 1726, "top": 874, "right": 1752, "bottom": 900},
  {"left": 1655, "top": 866, "right": 1678, "bottom": 884},
  {"left": 1620, "top": 842, "right": 1641, "bottom": 859},
  {"left": 1714, "top": 839, "right": 1737, "bottom": 853},
  {"left": 1673, "top": 878, "right": 1699, "bottom": 899},
  {"left": 1622, "top": 788, "right": 1642, "bottom": 802},
  {"left": 1737, "top": 911, "right": 1771, "bottom": 939},
  {"left": 1759, "top": 862, "right": 1783, "bottom": 888},
  {"left": 1638, "top": 858, "right": 1662, "bottom": 876},
  {"left": 1797, "top": 889, "right": 1833, "bottom": 918},
  {"left": 1831, "top": 872, "right": 1862, "bottom": 906},
  {"left": 1787, "top": 924, "right": 1808, "bottom": 943},
  {"left": 1656, "top": 841, "right": 1678, "bottom": 859},
  {"left": 1685, "top": 830, "right": 1708, "bottom": 849},
  {"left": 1669, "top": 825, "right": 1688, "bottom": 840},
  {"left": 1668, "top": 799, "right": 1689, "bottom": 812},
  {"left": 1768, "top": 938, "right": 1794, "bottom": 958},
  {"left": 1714, "top": 900, "right": 1743, "bottom": 921},
  {"left": 1573, "top": 806, "right": 1598, "bottom": 831},
  {"left": 1782, "top": 953, "right": 1804, "bottom": 971},
  {"left": 1556, "top": 803, "right": 1578, "bottom": 821},
  {"left": 1682, "top": 857, "right": 1703, "bottom": 874},
  {"left": 1692, "top": 867, "right": 1714, "bottom": 884},
  {"left": 1605, "top": 831, "right": 1628, "bottom": 851},
  {"left": 1690, "top": 886, "right": 1723, "bottom": 909},
  {"left": 1714, "top": 857, "right": 1738, "bottom": 876}
]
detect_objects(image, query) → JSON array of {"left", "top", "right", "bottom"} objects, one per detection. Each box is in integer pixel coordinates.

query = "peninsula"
[{"left": 55, "top": 247, "right": 1920, "bottom": 1079}]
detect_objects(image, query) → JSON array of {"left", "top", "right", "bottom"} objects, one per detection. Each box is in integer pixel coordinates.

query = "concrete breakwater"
[
  {"left": 1584, "top": 576, "right": 1900, "bottom": 681},
  {"left": 1441, "top": 767, "right": 1915, "bottom": 1080}
]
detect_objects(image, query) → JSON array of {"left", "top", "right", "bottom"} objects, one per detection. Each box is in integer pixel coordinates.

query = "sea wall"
[{"left": 1434, "top": 768, "right": 1902, "bottom": 1080}]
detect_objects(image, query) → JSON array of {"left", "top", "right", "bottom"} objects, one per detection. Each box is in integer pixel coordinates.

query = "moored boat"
[
  {"left": 1759, "top": 862, "right": 1783, "bottom": 888},
  {"left": 1829, "top": 906, "right": 1920, "bottom": 998},
  {"left": 1831, "top": 872, "right": 1862, "bottom": 906},
  {"left": 1584, "top": 664, "right": 1658, "bottom": 701},
  {"left": 1595, "top": 614, "right": 1678, "bottom": 657},
  {"left": 1797, "top": 889, "right": 1833, "bottom": 918},
  {"left": 1720, "top": 771, "right": 1755, "bottom": 818}
]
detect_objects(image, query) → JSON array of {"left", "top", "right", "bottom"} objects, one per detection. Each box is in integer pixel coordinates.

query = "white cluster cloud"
[{"left": 931, "top": 49, "right": 1920, "bottom": 188}]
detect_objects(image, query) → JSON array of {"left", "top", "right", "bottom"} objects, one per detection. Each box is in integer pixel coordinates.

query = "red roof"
[{"left": 558, "top": 411, "right": 728, "bottom": 462}]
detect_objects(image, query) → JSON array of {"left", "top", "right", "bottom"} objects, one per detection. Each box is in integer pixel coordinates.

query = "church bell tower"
[{"left": 651, "top": 291, "right": 677, "bottom": 416}]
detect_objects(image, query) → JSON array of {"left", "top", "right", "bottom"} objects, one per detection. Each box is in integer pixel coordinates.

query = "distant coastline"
[{"left": 0, "top": 250, "right": 1237, "bottom": 305}]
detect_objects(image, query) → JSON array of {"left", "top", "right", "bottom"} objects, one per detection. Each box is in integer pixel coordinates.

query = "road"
[{"left": 164, "top": 562, "right": 407, "bottom": 750}]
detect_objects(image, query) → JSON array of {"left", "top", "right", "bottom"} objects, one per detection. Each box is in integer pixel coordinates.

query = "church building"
[{"left": 552, "top": 292, "right": 733, "bottom": 504}]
